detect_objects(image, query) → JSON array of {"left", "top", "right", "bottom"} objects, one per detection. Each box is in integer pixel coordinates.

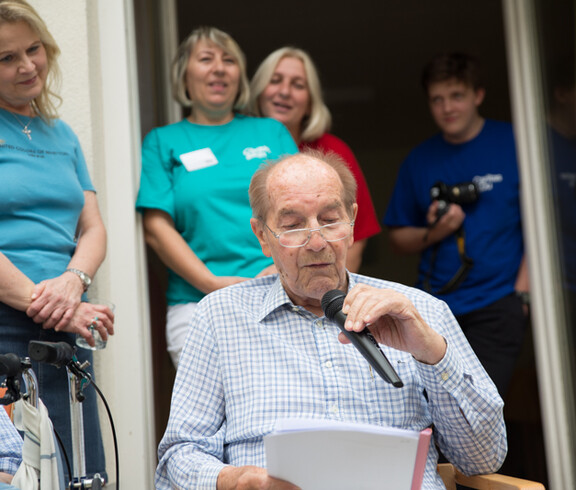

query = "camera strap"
[{"left": 423, "top": 226, "right": 474, "bottom": 295}]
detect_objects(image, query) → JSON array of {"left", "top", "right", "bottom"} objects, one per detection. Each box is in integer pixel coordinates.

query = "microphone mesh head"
[{"left": 321, "top": 289, "right": 346, "bottom": 319}]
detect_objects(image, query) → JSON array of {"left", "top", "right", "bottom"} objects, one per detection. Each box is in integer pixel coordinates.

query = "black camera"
[{"left": 430, "top": 181, "right": 479, "bottom": 218}]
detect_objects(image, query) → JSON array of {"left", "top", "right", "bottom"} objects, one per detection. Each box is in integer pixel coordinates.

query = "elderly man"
[{"left": 155, "top": 151, "right": 506, "bottom": 489}]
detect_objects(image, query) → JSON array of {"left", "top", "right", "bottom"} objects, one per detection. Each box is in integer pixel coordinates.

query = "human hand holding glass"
[{"left": 75, "top": 299, "right": 115, "bottom": 350}]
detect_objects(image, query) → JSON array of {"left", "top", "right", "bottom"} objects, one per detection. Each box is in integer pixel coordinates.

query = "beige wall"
[{"left": 29, "top": 1, "right": 156, "bottom": 486}]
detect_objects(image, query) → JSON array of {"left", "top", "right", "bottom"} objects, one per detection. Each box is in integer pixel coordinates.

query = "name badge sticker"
[{"left": 180, "top": 148, "right": 219, "bottom": 172}]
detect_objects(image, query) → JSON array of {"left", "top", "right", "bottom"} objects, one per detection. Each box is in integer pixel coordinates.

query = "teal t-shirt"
[
  {"left": 0, "top": 109, "right": 94, "bottom": 284},
  {"left": 136, "top": 114, "right": 297, "bottom": 304}
]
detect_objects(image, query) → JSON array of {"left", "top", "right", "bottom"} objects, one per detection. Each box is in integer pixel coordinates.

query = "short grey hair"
[{"left": 249, "top": 149, "right": 357, "bottom": 221}]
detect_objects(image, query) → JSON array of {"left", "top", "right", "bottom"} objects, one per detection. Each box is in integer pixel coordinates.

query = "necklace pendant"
[{"left": 10, "top": 111, "right": 33, "bottom": 140}]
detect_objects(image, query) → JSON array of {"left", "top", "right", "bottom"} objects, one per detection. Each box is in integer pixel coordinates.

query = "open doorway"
[
  {"left": 169, "top": 0, "right": 514, "bottom": 284},
  {"left": 134, "top": 0, "right": 547, "bottom": 485}
]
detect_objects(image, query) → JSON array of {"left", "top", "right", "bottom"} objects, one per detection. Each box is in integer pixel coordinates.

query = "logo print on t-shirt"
[
  {"left": 473, "top": 173, "right": 503, "bottom": 192},
  {"left": 243, "top": 146, "right": 271, "bottom": 160}
]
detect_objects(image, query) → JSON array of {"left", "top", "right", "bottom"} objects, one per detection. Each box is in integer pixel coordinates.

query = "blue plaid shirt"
[
  {"left": 156, "top": 274, "right": 506, "bottom": 489},
  {"left": 0, "top": 408, "right": 22, "bottom": 476}
]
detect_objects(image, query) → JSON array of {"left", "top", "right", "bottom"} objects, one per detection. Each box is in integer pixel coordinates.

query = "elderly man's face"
[{"left": 251, "top": 156, "right": 356, "bottom": 311}]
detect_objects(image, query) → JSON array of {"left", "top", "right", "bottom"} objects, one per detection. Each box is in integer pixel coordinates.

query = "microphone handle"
[{"left": 334, "top": 311, "right": 403, "bottom": 388}]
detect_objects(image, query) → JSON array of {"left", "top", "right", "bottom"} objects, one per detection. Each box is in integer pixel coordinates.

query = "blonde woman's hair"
[
  {"left": 172, "top": 26, "right": 250, "bottom": 112},
  {"left": 0, "top": 0, "right": 62, "bottom": 121},
  {"left": 249, "top": 47, "right": 332, "bottom": 142}
]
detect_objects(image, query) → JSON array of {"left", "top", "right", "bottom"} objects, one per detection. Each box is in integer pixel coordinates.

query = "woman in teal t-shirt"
[{"left": 136, "top": 27, "right": 297, "bottom": 367}]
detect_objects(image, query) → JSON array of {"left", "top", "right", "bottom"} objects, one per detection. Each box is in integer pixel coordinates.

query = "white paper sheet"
[{"left": 264, "top": 418, "right": 426, "bottom": 490}]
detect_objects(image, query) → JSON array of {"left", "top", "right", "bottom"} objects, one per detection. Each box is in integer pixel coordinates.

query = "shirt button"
[
  {"left": 330, "top": 404, "right": 339, "bottom": 414},
  {"left": 325, "top": 361, "right": 333, "bottom": 369},
  {"left": 441, "top": 372, "right": 450, "bottom": 381}
]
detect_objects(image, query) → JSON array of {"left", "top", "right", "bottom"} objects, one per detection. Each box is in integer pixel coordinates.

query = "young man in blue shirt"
[{"left": 384, "top": 52, "right": 529, "bottom": 396}]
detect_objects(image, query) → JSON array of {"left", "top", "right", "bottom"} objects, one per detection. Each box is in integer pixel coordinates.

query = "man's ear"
[
  {"left": 474, "top": 87, "right": 486, "bottom": 107},
  {"left": 351, "top": 203, "right": 358, "bottom": 222},
  {"left": 348, "top": 204, "right": 359, "bottom": 248},
  {"left": 250, "top": 218, "right": 272, "bottom": 257}
]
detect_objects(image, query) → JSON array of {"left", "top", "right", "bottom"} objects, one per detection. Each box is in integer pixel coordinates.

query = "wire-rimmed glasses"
[{"left": 263, "top": 221, "right": 354, "bottom": 248}]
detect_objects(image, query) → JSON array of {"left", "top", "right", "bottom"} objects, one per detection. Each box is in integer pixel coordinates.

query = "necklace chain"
[{"left": 10, "top": 112, "right": 33, "bottom": 140}]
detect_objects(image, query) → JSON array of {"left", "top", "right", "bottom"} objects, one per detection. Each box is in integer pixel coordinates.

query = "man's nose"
[
  {"left": 306, "top": 229, "right": 327, "bottom": 251},
  {"left": 442, "top": 99, "right": 454, "bottom": 112}
]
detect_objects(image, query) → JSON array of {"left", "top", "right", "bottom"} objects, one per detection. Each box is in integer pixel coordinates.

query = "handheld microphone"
[
  {"left": 28, "top": 341, "right": 75, "bottom": 368},
  {"left": 0, "top": 353, "right": 23, "bottom": 377},
  {"left": 321, "top": 289, "right": 403, "bottom": 388}
]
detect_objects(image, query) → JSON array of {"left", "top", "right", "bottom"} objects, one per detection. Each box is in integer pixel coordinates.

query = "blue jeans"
[{"left": 0, "top": 303, "right": 107, "bottom": 482}]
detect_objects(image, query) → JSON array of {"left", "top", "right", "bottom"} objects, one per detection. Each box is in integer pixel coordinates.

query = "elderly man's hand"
[
  {"left": 337, "top": 284, "right": 447, "bottom": 365},
  {"left": 217, "top": 465, "right": 300, "bottom": 490}
]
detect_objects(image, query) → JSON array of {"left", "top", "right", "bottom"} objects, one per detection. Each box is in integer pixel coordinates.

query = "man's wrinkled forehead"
[
  {"left": 266, "top": 157, "right": 342, "bottom": 207},
  {"left": 269, "top": 155, "right": 340, "bottom": 190},
  {"left": 275, "top": 200, "right": 343, "bottom": 219}
]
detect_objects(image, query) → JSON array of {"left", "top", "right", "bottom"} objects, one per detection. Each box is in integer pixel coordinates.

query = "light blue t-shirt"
[
  {"left": 0, "top": 109, "right": 94, "bottom": 284},
  {"left": 136, "top": 114, "right": 298, "bottom": 304}
]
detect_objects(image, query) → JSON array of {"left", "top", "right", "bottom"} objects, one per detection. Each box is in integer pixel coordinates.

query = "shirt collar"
[{"left": 257, "top": 271, "right": 355, "bottom": 322}]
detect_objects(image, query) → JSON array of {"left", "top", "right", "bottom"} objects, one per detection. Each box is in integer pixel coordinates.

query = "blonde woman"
[
  {"left": 137, "top": 27, "right": 297, "bottom": 367},
  {"left": 0, "top": 0, "right": 113, "bottom": 481},
  {"left": 250, "top": 47, "right": 381, "bottom": 272}
]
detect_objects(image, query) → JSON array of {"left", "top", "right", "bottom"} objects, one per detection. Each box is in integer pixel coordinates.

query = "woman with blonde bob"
[
  {"left": 250, "top": 47, "right": 381, "bottom": 272},
  {"left": 0, "top": 0, "right": 113, "bottom": 482},
  {"left": 137, "top": 27, "right": 297, "bottom": 367},
  {"left": 171, "top": 26, "right": 251, "bottom": 115}
]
